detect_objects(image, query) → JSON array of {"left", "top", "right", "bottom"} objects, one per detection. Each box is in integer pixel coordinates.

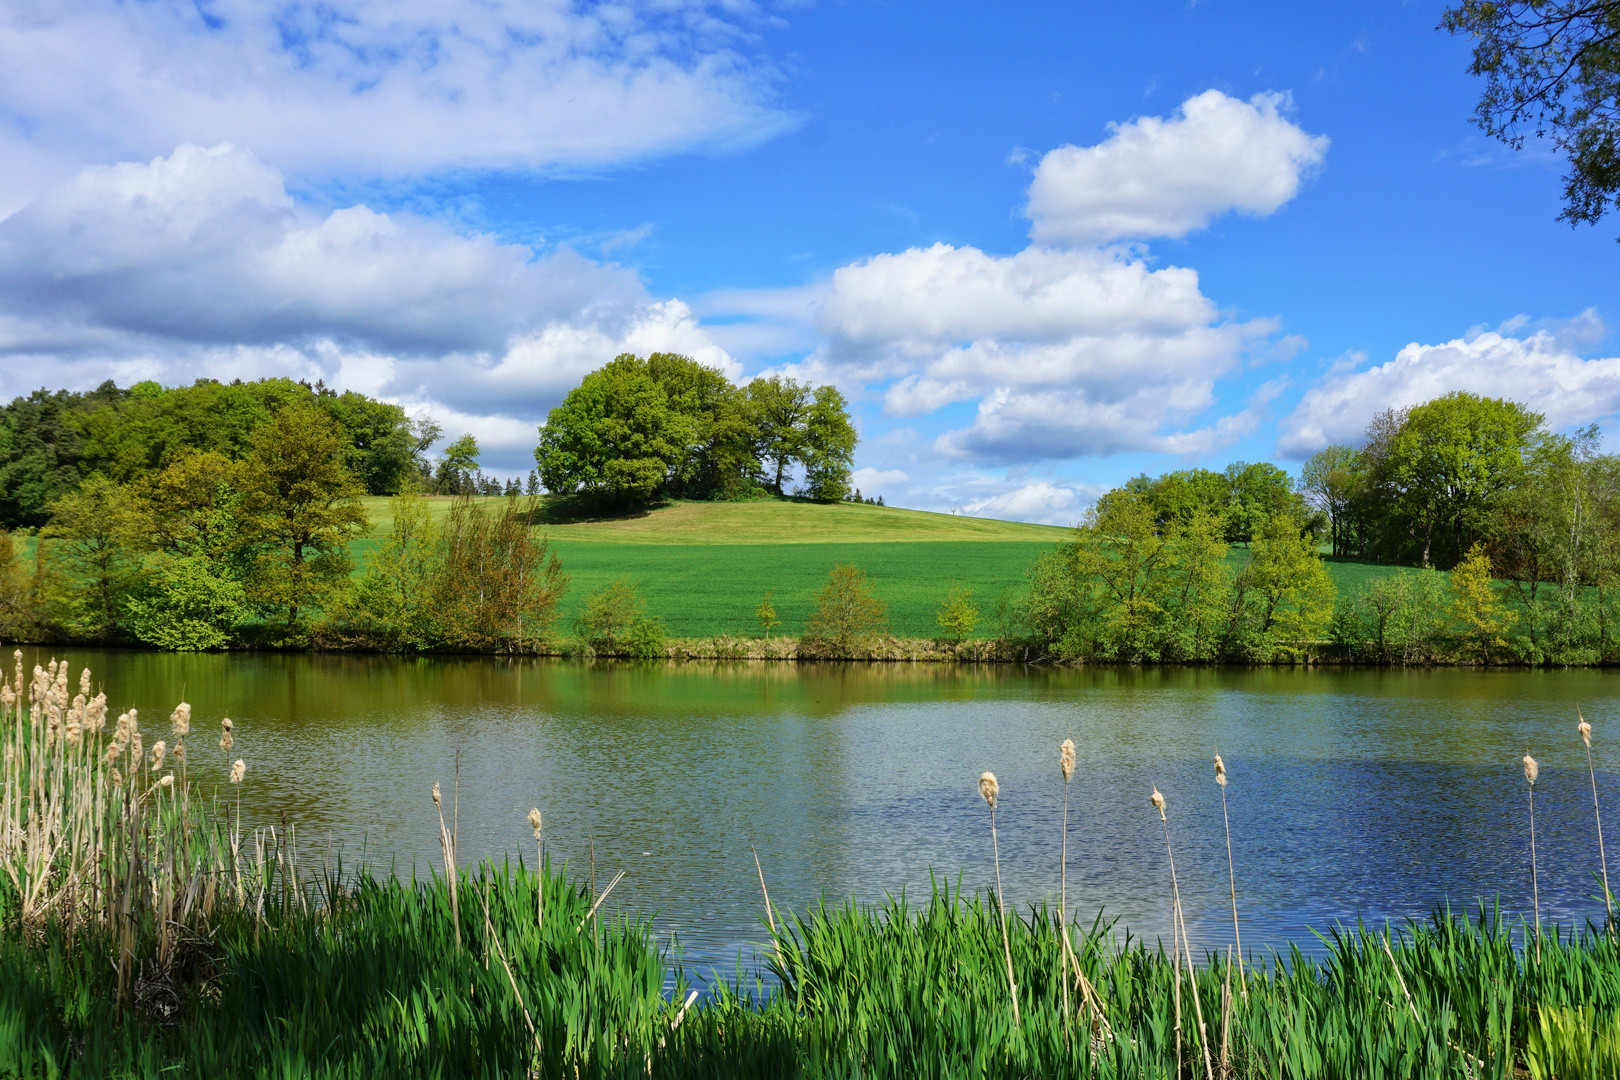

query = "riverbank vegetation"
[
  {"left": 4, "top": 661, "right": 1618, "bottom": 1077},
  {"left": 7, "top": 378, "right": 1620, "bottom": 665}
]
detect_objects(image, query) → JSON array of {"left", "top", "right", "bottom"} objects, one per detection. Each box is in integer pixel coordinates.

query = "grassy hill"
[
  {"left": 355, "top": 497, "right": 1067, "bottom": 638},
  {"left": 350, "top": 496, "right": 1424, "bottom": 640}
]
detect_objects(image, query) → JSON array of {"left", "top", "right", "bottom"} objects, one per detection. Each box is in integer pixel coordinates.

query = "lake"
[{"left": 33, "top": 648, "right": 1620, "bottom": 980}]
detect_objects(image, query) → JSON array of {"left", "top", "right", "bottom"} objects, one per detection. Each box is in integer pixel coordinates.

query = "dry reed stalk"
[
  {"left": 528, "top": 807, "right": 544, "bottom": 929},
  {"left": 432, "top": 781, "right": 460, "bottom": 949},
  {"left": 980, "top": 771, "right": 1021, "bottom": 1027},
  {"left": 1154, "top": 787, "right": 1214, "bottom": 1080},
  {"left": 1213, "top": 753, "right": 1246, "bottom": 997},
  {"left": 1059, "top": 738, "right": 1075, "bottom": 1034},
  {"left": 1578, "top": 712, "right": 1614, "bottom": 927},
  {"left": 1525, "top": 753, "right": 1541, "bottom": 959},
  {"left": 575, "top": 868, "right": 626, "bottom": 933},
  {"left": 753, "top": 847, "right": 778, "bottom": 937}
]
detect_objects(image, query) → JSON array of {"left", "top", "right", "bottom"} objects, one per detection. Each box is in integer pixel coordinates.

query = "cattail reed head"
[
  {"left": 528, "top": 807, "right": 542, "bottom": 839},
  {"left": 85, "top": 693, "right": 106, "bottom": 734},
  {"left": 979, "top": 771, "right": 999, "bottom": 810},
  {"left": 110, "top": 767, "right": 122, "bottom": 787},
  {"left": 1151, "top": 787, "right": 1166, "bottom": 821},
  {"left": 171, "top": 702, "right": 190, "bottom": 738},
  {"left": 1579, "top": 713, "right": 1593, "bottom": 750},
  {"left": 221, "top": 717, "right": 232, "bottom": 732},
  {"left": 151, "top": 740, "right": 167, "bottom": 770},
  {"left": 158, "top": 773, "right": 174, "bottom": 788},
  {"left": 173, "top": 743, "right": 186, "bottom": 764},
  {"left": 130, "top": 731, "right": 143, "bottom": 766},
  {"left": 229, "top": 758, "right": 246, "bottom": 784},
  {"left": 220, "top": 731, "right": 233, "bottom": 753},
  {"left": 1523, "top": 754, "right": 1539, "bottom": 787},
  {"left": 1060, "top": 739, "right": 1076, "bottom": 782},
  {"left": 432, "top": 781, "right": 443, "bottom": 809},
  {"left": 1214, "top": 754, "right": 1228, "bottom": 788}
]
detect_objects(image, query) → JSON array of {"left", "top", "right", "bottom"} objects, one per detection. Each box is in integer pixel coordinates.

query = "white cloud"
[
  {"left": 1026, "top": 90, "right": 1328, "bottom": 246},
  {"left": 777, "top": 241, "right": 1276, "bottom": 462},
  {"left": 0, "top": 143, "right": 735, "bottom": 472},
  {"left": 1278, "top": 315, "right": 1620, "bottom": 457},
  {"left": 955, "top": 480, "right": 1090, "bottom": 527},
  {"left": 850, "top": 467, "right": 908, "bottom": 492},
  {"left": 0, "top": 0, "right": 791, "bottom": 213}
]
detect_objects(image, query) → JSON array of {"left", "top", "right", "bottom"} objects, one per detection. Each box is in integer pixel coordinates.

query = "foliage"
[
  {"left": 577, "top": 578, "right": 665, "bottom": 656},
  {"left": 1442, "top": 1, "right": 1620, "bottom": 232},
  {"left": 1449, "top": 542, "right": 1516, "bottom": 663},
  {"left": 935, "top": 583, "right": 978, "bottom": 641},
  {"left": 435, "top": 433, "right": 482, "bottom": 494},
  {"left": 796, "top": 384, "right": 857, "bottom": 502},
  {"left": 238, "top": 403, "right": 369, "bottom": 635},
  {"left": 0, "top": 377, "right": 428, "bottom": 528},
  {"left": 123, "top": 553, "right": 251, "bottom": 651},
  {"left": 40, "top": 476, "right": 149, "bottom": 641},
  {"left": 0, "top": 532, "right": 32, "bottom": 642},
  {"left": 1300, "top": 444, "right": 1362, "bottom": 557},
  {"left": 804, "top": 563, "right": 889, "bottom": 652},
  {"left": 437, "top": 496, "right": 569, "bottom": 651},
  {"left": 536, "top": 357, "right": 856, "bottom": 506},
  {"left": 1244, "top": 513, "right": 1338, "bottom": 659},
  {"left": 1122, "top": 461, "right": 1308, "bottom": 543},
  {"left": 755, "top": 591, "right": 781, "bottom": 637},
  {"left": 1331, "top": 570, "right": 1450, "bottom": 665},
  {"left": 343, "top": 494, "right": 445, "bottom": 651}
]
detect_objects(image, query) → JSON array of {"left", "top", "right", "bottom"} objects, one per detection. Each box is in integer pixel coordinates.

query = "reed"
[
  {"left": 528, "top": 806, "right": 544, "bottom": 928},
  {"left": 979, "top": 770, "right": 1020, "bottom": 1026},
  {"left": 1214, "top": 752, "right": 1247, "bottom": 998},
  {"left": 1058, "top": 737, "right": 1075, "bottom": 1030},
  {"left": 1578, "top": 711, "right": 1613, "bottom": 927},
  {"left": 1525, "top": 752, "right": 1541, "bottom": 958}
]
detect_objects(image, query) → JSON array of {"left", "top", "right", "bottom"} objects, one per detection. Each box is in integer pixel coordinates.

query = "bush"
[
  {"left": 803, "top": 564, "right": 888, "bottom": 653},
  {"left": 577, "top": 578, "right": 664, "bottom": 656},
  {"left": 123, "top": 554, "right": 250, "bottom": 651}
]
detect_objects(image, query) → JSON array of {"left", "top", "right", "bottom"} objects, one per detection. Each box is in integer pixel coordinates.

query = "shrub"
[{"left": 804, "top": 564, "right": 888, "bottom": 654}]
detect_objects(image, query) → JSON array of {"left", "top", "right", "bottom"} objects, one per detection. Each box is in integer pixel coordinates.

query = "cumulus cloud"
[
  {"left": 0, "top": 0, "right": 791, "bottom": 213},
  {"left": 1026, "top": 90, "right": 1328, "bottom": 246},
  {"left": 1278, "top": 315, "right": 1620, "bottom": 457},
  {"left": 954, "top": 480, "right": 1089, "bottom": 527},
  {"left": 791, "top": 242, "right": 1275, "bottom": 462},
  {"left": 0, "top": 143, "right": 734, "bottom": 470}
]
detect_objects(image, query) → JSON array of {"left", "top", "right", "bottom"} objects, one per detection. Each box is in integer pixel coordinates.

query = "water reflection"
[{"left": 31, "top": 649, "right": 1620, "bottom": 976}]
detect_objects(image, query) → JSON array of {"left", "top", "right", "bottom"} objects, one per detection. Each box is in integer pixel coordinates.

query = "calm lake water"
[{"left": 34, "top": 648, "right": 1620, "bottom": 978}]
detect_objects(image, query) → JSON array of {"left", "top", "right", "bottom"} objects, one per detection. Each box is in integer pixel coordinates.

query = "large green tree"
[
  {"left": 747, "top": 376, "right": 812, "bottom": 496},
  {"left": 239, "top": 404, "right": 369, "bottom": 632},
  {"left": 1299, "top": 445, "right": 1363, "bottom": 557},
  {"left": 534, "top": 355, "right": 689, "bottom": 504},
  {"left": 799, "top": 385, "right": 857, "bottom": 502},
  {"left": 41, "top": 476, "right": 150, "bottom": 640},
  {"left": 1443, "top": 2, "right": 1620, "bottom": 230},
  {"left": 1374, "top": 391, "right": 1544, "bottom": 568}
]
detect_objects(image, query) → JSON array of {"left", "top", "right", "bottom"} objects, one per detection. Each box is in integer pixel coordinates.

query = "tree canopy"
[
  {"left": 535, "top": 354, "right": 857, "bottom": 505},
  {"left": 0, "top": 377, "right": 432, "bottom": 527},
  {"left": 1443, "top": 1, "right": 1620, "bottom": 231}
]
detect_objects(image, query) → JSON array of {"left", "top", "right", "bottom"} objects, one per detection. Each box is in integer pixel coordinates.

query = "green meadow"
[{"left": 353, "top": 496, "right": 1423, "bottom": 641}]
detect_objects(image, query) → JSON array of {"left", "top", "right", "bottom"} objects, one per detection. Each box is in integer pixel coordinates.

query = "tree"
[
  {"left": 647, "top": 352, "right": 759, "bottom": 498},
  {"left": 1073, "top": 490, "right": 1177, "bottom": 659},
  {"left": 577, "top": 577, "right": 663, "bottom": 656},
  {"left": 0, "top": 532, "right": 34, "bottom": 641},
  {"left": 41, "top": 476, "right": 149, "bottom": 640},
  {"left": 1449, "top": 541, "right": 1517, "bottom": 663},
  {"left": 1247, "top": 513, "right": 1337, "bottom": 660},
  {"left": 239, "top": 404, "right": 369, "bottom": 633},
  {"left": 1300, "top": 445, "right": 1362, "bottom": 557},
  {"left": 1223, "top": 461, "right": 1300, "bottom": 544},
  {"left": 535, "top": 355, "right": 689, "bottom": 505},
  {"left": 804, "top": 564, "right": 888, "bottom": 653},
  {"left": 747, "top": 376, "right": 812, "bottom": 495},
  {"left": 799, "top": 385, "right": 857, "bottom": 501},
  {"left": 1442, "top": 2, "right": 1620, "bottom": 231},
  {"left": 437, "top": 434, "right": 481, "bottom": 495},
  {"left": 343, "top": 493, "right": 445, "bottom": 651},
  {"left": 436, "top": 495, "right": 569, "bottom": 651},
  {"left": 123, "top": 554, "right": 251, "bottom": 651},
  {"left": 755, "top": 591, "right": 781, "bottom": 638},
  {"left": 1378, "top": 392, "right": 1544, "bottom": 568},
  {"left": 936, "top": 583, "right": 979, "bottom": 641}
]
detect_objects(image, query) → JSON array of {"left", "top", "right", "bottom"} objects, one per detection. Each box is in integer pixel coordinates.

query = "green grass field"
[{"left": 352, "top": 497, "right": 1432, "bottom": 640}]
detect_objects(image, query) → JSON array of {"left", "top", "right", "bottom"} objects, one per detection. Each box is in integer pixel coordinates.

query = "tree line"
[
  {"left": 1008, "top": 390, "right": 1620, "bottom": 665},
  {"left": 535, "top": 353, "right": 858, "bottom": 505}
]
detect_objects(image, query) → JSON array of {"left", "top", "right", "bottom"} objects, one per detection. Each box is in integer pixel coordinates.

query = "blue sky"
[{"left": 1, "top": 1, "right": 1617, "bottom": 523}]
